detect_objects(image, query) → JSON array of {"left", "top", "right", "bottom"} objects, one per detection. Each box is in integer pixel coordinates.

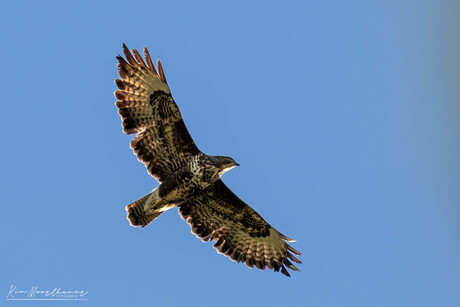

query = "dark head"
[{"left": 212, "top": 156, "right": 239, "bottom": 177}]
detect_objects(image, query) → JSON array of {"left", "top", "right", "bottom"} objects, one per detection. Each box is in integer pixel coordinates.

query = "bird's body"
[
  {"left": 115, "top": 44, "right": 301, "bottom": 277},
  {"left": 126, "top": 153, "right": 238, "bottom": 227}
]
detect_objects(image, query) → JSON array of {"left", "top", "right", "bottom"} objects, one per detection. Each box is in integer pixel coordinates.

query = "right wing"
[{"left": 115, "top": 44, "right": 200, "bottom": 182}]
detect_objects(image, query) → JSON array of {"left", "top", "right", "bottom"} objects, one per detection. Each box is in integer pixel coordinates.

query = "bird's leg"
[{"left": 143, "top": 187, "right": 164, "bottom": 212}]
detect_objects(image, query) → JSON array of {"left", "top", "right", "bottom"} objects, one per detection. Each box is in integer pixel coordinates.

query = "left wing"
[{"left": 179, "top": 180, "right": 301, "bottom": 277}]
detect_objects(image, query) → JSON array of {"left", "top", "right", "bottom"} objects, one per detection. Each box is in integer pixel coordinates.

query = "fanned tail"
[{"left": 125, "top": 193, "right": 169, "bottom": 227}]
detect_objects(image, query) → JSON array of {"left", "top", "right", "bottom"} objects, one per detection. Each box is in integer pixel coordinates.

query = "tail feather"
[{"left": 126, "top": 193, "right": 164, "bottom": 227}]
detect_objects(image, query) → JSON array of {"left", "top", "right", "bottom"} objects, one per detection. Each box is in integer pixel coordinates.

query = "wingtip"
[
  {"left": 287, "top": 245, "right": 301, "bottom": 256},
  {"left": 280, "top": 233, "right": 296, "bottom": 243},
  {"left": 122, "top": 43, "right": 138, "bottom": 65},
  {"left": 131, "top": 48, "right": 147, "bottom": 68},
  {"left": 143, "top": 47, "right": 157, "bottom": 74},
  {"left": 115, "top": 55, "right": 123, "bottom": 63},
  {"left": 280, "top": 266, "right": 291, "bottom": 277},
  {"left": 157, "top": 59, "right": 167, "bottom": 83}
]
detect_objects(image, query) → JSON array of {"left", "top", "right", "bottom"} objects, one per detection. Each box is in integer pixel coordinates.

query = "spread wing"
[
  {"left": 114, "top": 44, "right": 200, "bottom": 182},
  {"left": 178, "top": 180, "right": 301, "bottom": 277}
]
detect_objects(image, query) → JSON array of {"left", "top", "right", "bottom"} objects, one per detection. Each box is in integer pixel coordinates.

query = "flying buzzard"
[{"left": 114, "top": 44, "right": 301, "bottom": 277}]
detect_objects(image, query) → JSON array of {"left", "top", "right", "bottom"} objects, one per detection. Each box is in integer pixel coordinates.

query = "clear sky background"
[{"left": 1, "top": 1, "right": 459, "bottom": 306}]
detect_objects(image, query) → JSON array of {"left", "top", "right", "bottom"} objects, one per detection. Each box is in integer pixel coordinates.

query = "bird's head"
[{"left": 213, "top": 156, "right": 239, "bottom": 177}]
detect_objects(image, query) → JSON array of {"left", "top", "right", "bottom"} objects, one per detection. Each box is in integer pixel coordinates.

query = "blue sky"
[{"left": 1, "top": 0, "right": 459, "bottom": 306}]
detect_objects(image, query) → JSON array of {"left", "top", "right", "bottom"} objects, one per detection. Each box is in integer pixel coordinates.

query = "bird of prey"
[{"left": 114, "top": 44, "right": 301, "bottom": 277}]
